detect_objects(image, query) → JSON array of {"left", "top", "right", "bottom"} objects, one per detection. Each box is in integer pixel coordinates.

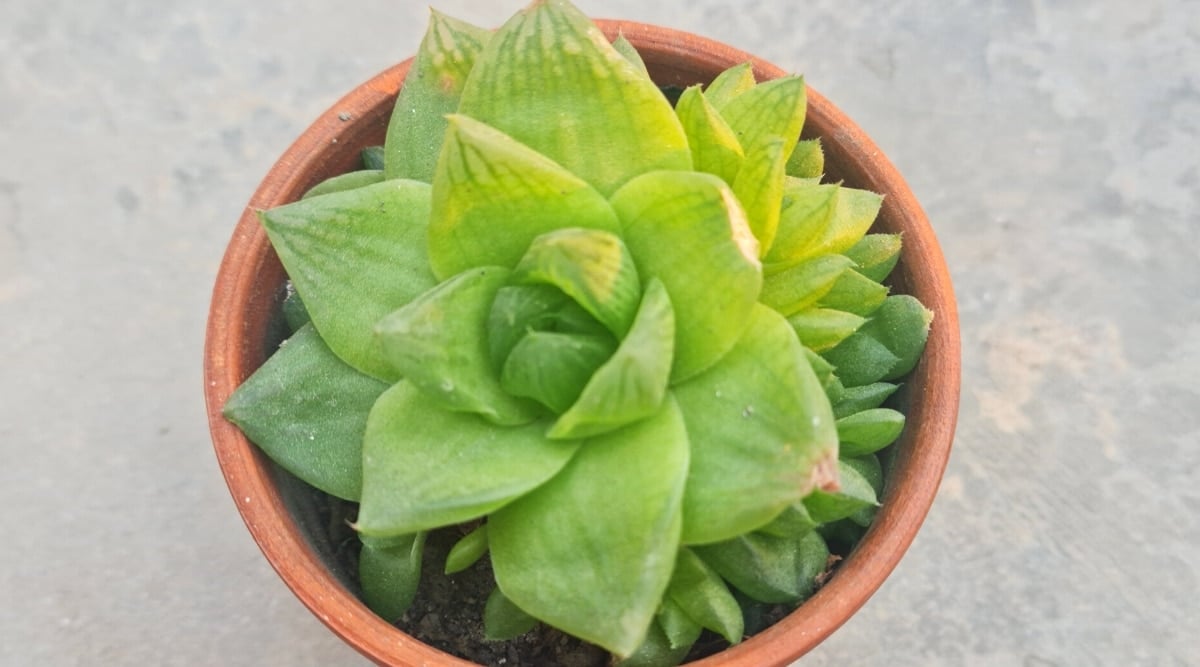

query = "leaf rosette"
[{"left": 223, "top": 0, "right": 931, "bottom": 661}]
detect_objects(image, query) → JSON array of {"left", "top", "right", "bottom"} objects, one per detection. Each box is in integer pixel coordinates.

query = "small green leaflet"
[{"left": 359, "top": 532, "right": 426, "bottom": 621}]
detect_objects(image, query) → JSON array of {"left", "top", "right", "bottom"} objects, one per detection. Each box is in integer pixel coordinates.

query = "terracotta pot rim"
[{"left": 204, "top": 19, "right": 960, "bottom": 667}]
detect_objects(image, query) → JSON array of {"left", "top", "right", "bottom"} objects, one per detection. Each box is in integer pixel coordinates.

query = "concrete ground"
[{"left": 1, "top": 1, "right": 1196, "bottom": 665}]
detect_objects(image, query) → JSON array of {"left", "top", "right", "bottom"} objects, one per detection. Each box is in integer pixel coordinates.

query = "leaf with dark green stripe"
[
  {"left": 733, "top": 137, "right": 787, "bottom": 255},
  {"left": 384, "top": 10, "right": 490, "bottom": 181},
  {"left": 457, "top": 0, "right": 690, "bottom": 196},
  {"left": 258, "top": 179, "right": 436, "bottom": 381},
  {"left": 718, "top": 76, "right": 806, "bottom": 164},
  {"left": 223, "top": 324, "right": 386, "bottom": 501},
  {"left": 675, "top": 85, "right": 744, "bottom": 185},
  {"left": 763, "top": 180, "right": 839, "bottom": 272},
  {"left": 428, "top": 115, "right": 621, "bottom": 280}
]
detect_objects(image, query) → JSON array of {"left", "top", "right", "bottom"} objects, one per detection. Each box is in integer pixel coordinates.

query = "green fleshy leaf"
[
  {"left": 756, "top": 503, "right": 818, "bottom": 538},
  {"left": 281, "top": 282, "right": 310, "bottom": 332},
  {"left": 704, "top": 62, "right": 756, "bottom": 110},
  {"left": 513, "top": 228, "right": 642, "bottom": 337},
  {"left": 617, "top": 612, "right": 695, "bottom": 667},
  {"left": 259, "top": 180, "right": 436, "bottom": 381},
  {"left": 718, "top": 76, "right": 806, "bottom": 163},
  {"left": 656, "top": 598, "right": 703, "bottom": 652},
  {"left": 785, "top": 138, "right": 824, "bottom": 179},
  {"left": 859, "top": 295, "right": 934, "bottom": 380},
  {"left": 457, "top": 0, "right": 691, "bottom": 197},
  {"left": 843, "top": 455, "right": 883, "bottom": 527},
  {"left": 612, "top": 33, "right": 649, "bottom": 77},
  {"left": 792, "top": 186, "right": 884, "bottom": 261},
  {"left": 832, "top": 382, "right": 900, "bottom": 419},
  {"left": 804, "top": 346, "right": 845, "bottom": 403},
  {"left": 667, "top": 548, "right": 744, "bottom": 645},
  {"left": 428, "top": 115, "right": 621, "bottom": 280},
  {"left": 301, "top": 169, "right": 385, "bottom": 199},
  {"left": 695, "top": 530, "right": 830, "bottom": 604},
  {"left": 490, "top": 398, "right": 690, "bottom": 658},
  {"left": 844, "top": 233, "right": 902, "bottom": 283},
  {"left": 487, "top": 283, "right": 608, "bottom": 372},
  {"left": 361, "top": 145, "right": 386, "bottom": 171},
  {"left": 786, "top": 307, "right": 866, "bottom": 352},
  {"left": 384, "top": 10, "right": 490, "bottom": 182},
  {"left": 501, "top": 331, "right": 616, "bottom": 414},
  {"left": 444, "top": 524, "right": 488, "bottom": 575},
  {"left": 803, "top": 459, "right": 879, "bottom": 524},
  {"left": 817, "top": 267, "right": 890, "bottom": 316},
  {"left": 763, "top": 180, "right": 839, "bottom": 272},
  {"left": 223, "top": 324, "right": 387, "bottom": 501},
  {"left": 356, "top": 382, "right": 579, "bottom": 536},
  {"left": 844, "top": 454, "right": 884, "bottom": 497},
  {"left": 675, "top": 85, "right": 745, "bottom": 185},
  {"left": 549, "top": 278, "right": 674, "bottom": 439},
  {"left": 820, "top": 331, "right": 900, "bottom": 388},
  {"left": 375, "top": 266, "right": 541, "bottom": 425},
  {"left": 837, "top": 408, "right": 906, "bottom": 457},
  {"left": 484, "top": 586, "right": 539, "bottom": 640},
  {"left": 359, "top": 532, "right": 426, "bottom": 621},
  {"left": 675, "top": 304, "right": 838, "bottom": 545},
  {"left": 613, "top": 171, "right": 762, "bottom": 382},
  {"left": 733, "top": 138, "right": 787, "bottom": 256},
  {"left": 759, "top": 254, "right": 853, "bottom": 317}
]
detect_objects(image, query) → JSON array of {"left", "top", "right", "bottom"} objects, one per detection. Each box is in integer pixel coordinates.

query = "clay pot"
[{"left": 204, "top": 19, "right": 960, "bottom": 667}]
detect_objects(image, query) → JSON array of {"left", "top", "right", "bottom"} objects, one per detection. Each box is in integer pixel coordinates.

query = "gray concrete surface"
[{"left": 1, "top": 1, "right": 1196, "bottom": 665}]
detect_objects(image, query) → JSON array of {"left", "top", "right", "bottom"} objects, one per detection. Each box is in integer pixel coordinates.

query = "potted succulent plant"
[{"left": 204, "top": 1, "right": 960, "bottom": 665}]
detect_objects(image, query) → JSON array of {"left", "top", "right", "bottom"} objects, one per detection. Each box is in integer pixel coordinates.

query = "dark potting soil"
[{"left": 297, "top": 487, "right": 839, "bottom": 667}]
